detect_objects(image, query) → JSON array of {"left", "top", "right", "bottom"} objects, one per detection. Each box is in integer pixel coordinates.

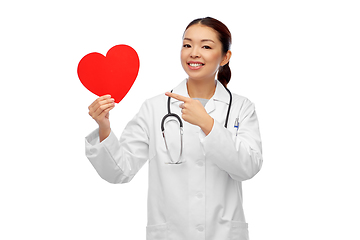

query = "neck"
[{"left": 186, "top": 78, "right": 216, "bottom": 99}]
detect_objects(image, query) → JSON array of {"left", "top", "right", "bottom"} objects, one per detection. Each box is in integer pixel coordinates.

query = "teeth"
[{"left": 189, "top": 63, "right": 203, "bottom": 67}]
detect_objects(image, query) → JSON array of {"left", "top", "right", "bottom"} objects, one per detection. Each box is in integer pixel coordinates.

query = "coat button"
[
  {"left": 197, "top": 225, "right": 204, "bottom": 232},
  {"left": 197, "top": 161, "right": 204, "bottom": 167},
  {"left": 196, "top": 192, "right": 203, "bottom": 199}
]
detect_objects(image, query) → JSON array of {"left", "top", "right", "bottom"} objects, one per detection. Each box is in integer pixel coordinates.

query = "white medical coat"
[{"left": 85, "top": 79, "right": 263, "bottom": 240}]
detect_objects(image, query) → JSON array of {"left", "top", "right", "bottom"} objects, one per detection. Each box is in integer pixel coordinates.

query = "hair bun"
[{"left": 218, "top": 63, "right": 231, "bottom": 88}]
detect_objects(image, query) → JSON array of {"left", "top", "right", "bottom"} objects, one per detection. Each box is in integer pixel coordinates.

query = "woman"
[{"left": 86, "top": 17, "right": 263, "bottom": 240}]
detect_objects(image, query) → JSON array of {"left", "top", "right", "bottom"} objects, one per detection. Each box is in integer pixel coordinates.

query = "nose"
[{"left": 190, "top": 47, "right": 200, "bottom": 58}]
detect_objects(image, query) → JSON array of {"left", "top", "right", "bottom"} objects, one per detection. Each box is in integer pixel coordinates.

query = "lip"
[{"left": 187, "top": 61, "right": 205, "bottom": 70}]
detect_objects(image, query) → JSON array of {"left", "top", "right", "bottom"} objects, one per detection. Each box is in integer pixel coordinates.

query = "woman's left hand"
[{"left": 165, "top": 92, "right": 214, "bottom": 135}]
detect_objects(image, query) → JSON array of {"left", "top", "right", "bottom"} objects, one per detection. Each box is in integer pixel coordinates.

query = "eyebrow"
[{"left": 183, "top": 38, "right": 215, "bottom": 43}]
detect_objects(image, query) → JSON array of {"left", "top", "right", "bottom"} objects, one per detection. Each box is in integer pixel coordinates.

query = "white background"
[{"left": 1, "top": 0, "right": 359, "bottom": 239}]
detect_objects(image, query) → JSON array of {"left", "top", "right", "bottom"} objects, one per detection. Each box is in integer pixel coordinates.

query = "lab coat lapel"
[
  {"left": 170, "top": 79, "right": 190, "bottom": 105},
  {"left": 205, "top": 97, "right": 215, "bottom": 114},
  {"left": 205, "top": 80, "right": 230, "bottom": 115}
]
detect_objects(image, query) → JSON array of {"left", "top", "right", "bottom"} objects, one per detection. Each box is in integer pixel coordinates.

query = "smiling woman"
[
  {"left": 85, "top": 17, "right": 262, "bottom": 240},
  {"left": 181, "top": 18, "right": 232, "bottom": 93},
  {"left": 183, "top": 17, "right": 232, "bottom": 88}
]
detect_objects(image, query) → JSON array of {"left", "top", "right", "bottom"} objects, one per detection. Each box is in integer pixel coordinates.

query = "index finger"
[
  {"left": 165, "top": 92, "right": 191, "bottom": 102},
  {"left": 89, "top": 94, "right": 112, "bottom": 109}
]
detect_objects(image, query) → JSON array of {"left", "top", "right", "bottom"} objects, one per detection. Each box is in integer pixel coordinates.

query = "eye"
[
  {"left": 202, "top": 45, "right": 212, "bottom": 49},
  {"left": 183, "top": 44, "right": 191, "bottom": 48}
]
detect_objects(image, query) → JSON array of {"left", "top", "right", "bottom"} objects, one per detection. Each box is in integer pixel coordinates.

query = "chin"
[{"left": 187, "top": 72, "right": 216, "bottom": 82}]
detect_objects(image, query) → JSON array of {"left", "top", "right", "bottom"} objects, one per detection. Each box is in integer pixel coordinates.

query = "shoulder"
[
  {"left": 229, "top": 92, "right": 257, "bottom": 118},
  {"left": 136, "top": 91, "right": 167, "bottom": 114},
  {"left": 143, "top": 91, "right": 167, "bottom": 106},
  {"left": 231, "top": 92, "right": 254, "bottom": 107},
  {"left": 137, "top": 79, "right": 185, "bottom": 112}
]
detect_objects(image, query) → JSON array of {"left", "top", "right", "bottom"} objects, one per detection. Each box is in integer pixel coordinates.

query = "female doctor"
[{"left": 86, "top": 17, "right": 263, "bottom": 240}]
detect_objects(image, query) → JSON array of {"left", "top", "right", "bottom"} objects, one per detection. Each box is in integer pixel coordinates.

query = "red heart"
[{"left": 77, "top": 44, "right": 140, "bottom": 103}]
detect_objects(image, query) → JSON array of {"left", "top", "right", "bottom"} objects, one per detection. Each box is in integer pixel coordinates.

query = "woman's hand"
[
  {"left": 165, "top": 92, "right": 214, "bottom": 135},
  {"left": 88, "top": 95, "right": 115, "bottom": 141}
]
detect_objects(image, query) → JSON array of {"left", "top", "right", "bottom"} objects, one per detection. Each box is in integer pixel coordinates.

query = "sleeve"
[
  {"left": 200, "top": 100, "right": 263, "bottom": 182},
  {"left": 85, "top": 100, "right": 150, "bottom": 184}
]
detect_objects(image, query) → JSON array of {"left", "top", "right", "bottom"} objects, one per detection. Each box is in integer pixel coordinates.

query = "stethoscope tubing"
[
  {"left": 223, "top": 86, "right": 232, "bottom": 128},
  {"left": 161, "top": 88, "right": 232, "bottom": 164}
]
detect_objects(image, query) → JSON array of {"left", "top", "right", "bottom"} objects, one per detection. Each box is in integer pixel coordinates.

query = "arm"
[
  {"left": 85, "top": 100, "right": 150, "bottom": 184},
  {"left": 200, "top": 100, "right": 263, "bottom": 182}
]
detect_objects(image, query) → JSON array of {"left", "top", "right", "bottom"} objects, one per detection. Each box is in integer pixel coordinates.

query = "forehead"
[{"left": 183, "top": 24, "right": 219, "bottom": 42}]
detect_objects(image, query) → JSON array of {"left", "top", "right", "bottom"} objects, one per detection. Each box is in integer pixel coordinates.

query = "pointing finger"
[{"left": 165, "top": 92, "right": 191, "bottom": 102}]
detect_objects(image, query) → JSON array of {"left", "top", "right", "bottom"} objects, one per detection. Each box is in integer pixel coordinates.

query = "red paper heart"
[{"left": 77, "top": 44, "right": 140, "bottom": 103}]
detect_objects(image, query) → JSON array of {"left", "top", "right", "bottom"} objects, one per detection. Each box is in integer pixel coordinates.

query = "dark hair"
[{"left": 185, "top": 17, "right": 232, "bottom": 87}]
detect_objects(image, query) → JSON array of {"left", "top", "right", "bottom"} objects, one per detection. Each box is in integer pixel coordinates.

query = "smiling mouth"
[{"left": 188, "top": 63, "right": 204, "bottom": 67}]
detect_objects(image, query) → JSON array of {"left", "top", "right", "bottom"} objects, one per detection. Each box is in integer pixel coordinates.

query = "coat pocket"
[
  {"left": 146, "top": 223, "right": 168, "bottom": 240},
  {"left": 230, "top": 221, "right": 249, "bottom": 240}
]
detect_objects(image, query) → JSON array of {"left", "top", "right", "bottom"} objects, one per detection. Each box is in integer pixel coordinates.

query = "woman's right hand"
[{"left": 88, "top": 95, "right": 115, "bottom": 140}]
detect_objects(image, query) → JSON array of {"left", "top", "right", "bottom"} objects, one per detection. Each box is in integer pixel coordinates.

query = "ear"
[{"left": 220, "top": 50, "right": 232, "bottom": 66}]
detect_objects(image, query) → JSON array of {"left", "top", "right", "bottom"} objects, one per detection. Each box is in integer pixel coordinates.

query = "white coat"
[{"left": 85, "top": 79, "right": 263, "bottom": 240}]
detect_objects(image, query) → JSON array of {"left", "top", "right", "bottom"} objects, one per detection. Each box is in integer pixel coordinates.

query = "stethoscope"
[{"left": 161, "top": 87, "right": 232, "bottom": 164}]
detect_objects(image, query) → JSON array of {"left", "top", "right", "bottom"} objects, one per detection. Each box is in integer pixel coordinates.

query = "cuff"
[{"left": 85, "top": 128, "right": 116, "bottom": 147}]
